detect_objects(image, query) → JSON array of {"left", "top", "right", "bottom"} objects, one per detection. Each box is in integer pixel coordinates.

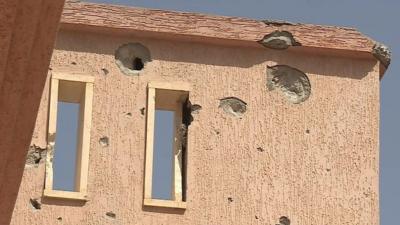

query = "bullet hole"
[
  {"left": 257, "top": 147, "right": 265, "bottom": 152},
  {"left": 191, "top": 104, "right": 202, "bottom": 114},
  {"left": 49, "top": 67, "right": 52, "bottom": 71},
  {"left": 99, "top": 136, "right": 109, "bottom": 147},
  {"left": 227, "top": 197, "right": 233, "bottom": 202},
  {"left": 25, "top": 145, "right": 47, "bottom": 168},
  {"left": 255, "top": 215, "right": 259, "bottom": 219},
  {"left": 326, "top": 168, "right": 331, "bottom": 172},
  {"left": 115, "top": 43, "right": 151, "bottom": 76},
  {"left": 214, "top": 129, "right": 220, "bottom": 135},
  {"left": 106, "top": 211, "right": 116, "bottom": 219},
  {"left": 125, "top": 112, "right": 132, "bottom": 117},
  {"left": 219, "top": 97, "right": 247, "bottom": 117},
  {"left": 101, "top": 68, "right": 109, "bottom": 75},
  {"left": 29, "top": 198, "right": 41, "bottom": 210},
  {"left": 140, "top": 107, "right": 145, "bottom": 115},
  {"left": 57, "top": 217, "right": 62, "bottom": 221},
  {"left": 71, "top": 61, "right": 77, "bottom": 65},
  {"left": 277, "top": 216, "right": 290, "bottom": 225},
  {"left": 267, "top": 65, "right": 311, "bottom": 104},
  {"left": 305, "top": 129, "right": 310, "bottom": 134},
  {"left": 259, "top": 31, "right": 300, "bottom": 50},
  {"left": 372, "top": 42, "right": 391, "bottom": 68}
]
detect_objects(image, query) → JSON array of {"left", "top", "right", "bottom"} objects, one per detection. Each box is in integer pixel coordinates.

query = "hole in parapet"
[
  {"left": 115, "top": 43, "right": 151, "bottom": 76},
  {"left": 267, "top": 65, "right": 311, "bottom": 104},
  {"left": 219, "top": 97, "right": 247, "bottom": 117},
  {"left": 258, "top": 31, "right": 300, "bottom": 50}
]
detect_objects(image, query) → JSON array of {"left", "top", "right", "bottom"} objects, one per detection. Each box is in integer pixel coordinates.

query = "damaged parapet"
[
  {"left": 259, "top": 31, "right": 300, "bottom": 50},
  {"left": 262, "top": 19, "right": 299, "bottom": 26},
  {"left": 372, "top": 42, "right": 391, "bottom": 68},
  {"left": 267, "top": 65, "right": 311, "bottom": 104}
]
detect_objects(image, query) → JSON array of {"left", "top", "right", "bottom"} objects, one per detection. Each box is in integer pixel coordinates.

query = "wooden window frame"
[
  {"left": 43, "top": 72, "right": 94, "bottom": 201},
  {"left": 144, "top": 81, "right": 191, "bottom": 209}
]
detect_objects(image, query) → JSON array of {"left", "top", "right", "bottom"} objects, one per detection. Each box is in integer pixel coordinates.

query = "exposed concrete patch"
[
  {"left": 29, "top": 198, "right": 41, "bottom": 210},
  {"left": 106, "top": 211, "right": 116, "bottom": 219},
  {"left": 267, "top": 65, "right": 311, "bottom": 104},
  {"left": 262, "top": 19, "right": 299, "bottom": 26},
  {"left": 219, "top": 97, "right": 247, "bottom": 117},
  {"left": 372, "top": 42, "right": 391, "bottom": 68},
  {"left": 25, "top": 145, "right": 47, "bottom": 168},
  {"left": 99, "top": 136, "right": 109, "bottom": 147},
  {"left": 259, "top": 31, "right": 300, "bottom": 50},
  {"left": 115, "top": 43, "right": 151, "bottom": 76}
]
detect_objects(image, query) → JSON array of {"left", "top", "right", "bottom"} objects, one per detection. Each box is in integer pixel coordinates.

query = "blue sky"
[{"left": 58, "top": 0, "right": 398, "bottom": 223}]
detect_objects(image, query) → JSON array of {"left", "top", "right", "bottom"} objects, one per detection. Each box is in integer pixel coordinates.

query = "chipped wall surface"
[{"left": 11, "top": 29, "right": 380, "bottom": 225}]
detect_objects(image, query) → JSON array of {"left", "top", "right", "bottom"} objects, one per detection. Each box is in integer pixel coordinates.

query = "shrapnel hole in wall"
[{"left": 115, "top": 43, "right": 151, "bottom": 75}]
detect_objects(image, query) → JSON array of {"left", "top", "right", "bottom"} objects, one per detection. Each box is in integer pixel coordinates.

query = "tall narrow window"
[
  {"left": 44, "top": 72, "right": 94, "bottom": 200},
  {"left": 144, "top": 82, "right": 191, "bottom": 209}
]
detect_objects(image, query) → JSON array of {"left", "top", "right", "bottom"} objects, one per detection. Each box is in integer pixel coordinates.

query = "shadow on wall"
[
  {"left": 55, "top": 30, "right": 375, "bottom": 80},
  {"left": 41, "top": 197, "right": 86, "bottom": 207},
  {"left": 141, "top": 205, "right": 185, "bottom": 215}
]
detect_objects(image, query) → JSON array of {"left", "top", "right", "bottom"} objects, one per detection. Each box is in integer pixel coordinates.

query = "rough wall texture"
[{"left": 11, "top": 29, "right": 380, "bottom": 225}]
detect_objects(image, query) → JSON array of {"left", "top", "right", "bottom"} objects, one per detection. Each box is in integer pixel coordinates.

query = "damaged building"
[{"left": 8, "top": 1, "right": 390, "bottom": 225}]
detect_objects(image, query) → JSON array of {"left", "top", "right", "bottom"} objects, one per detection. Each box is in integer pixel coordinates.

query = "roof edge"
[{"left": 60, "top": 1, "right": 390, "bottom": 77}]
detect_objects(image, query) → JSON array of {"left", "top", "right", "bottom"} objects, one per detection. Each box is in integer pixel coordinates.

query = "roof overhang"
[{"left": 60, "top": 1, "right": 390, "bottom": 78}]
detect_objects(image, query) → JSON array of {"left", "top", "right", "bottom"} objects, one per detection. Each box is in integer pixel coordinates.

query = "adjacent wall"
[
  {"left": 11, "top": 29, "right": 380, "bottom": 225},
  {"left": 0, "top": 1, "right": 65, "bottom": 224}
]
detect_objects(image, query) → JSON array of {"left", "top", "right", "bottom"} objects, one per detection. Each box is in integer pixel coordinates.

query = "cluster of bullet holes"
[
  {"left": 115, "top": 43, "right": 151, "bottom": 76},
  {"left": 267, "top": 65, "right": 311, "bottom": 104}
]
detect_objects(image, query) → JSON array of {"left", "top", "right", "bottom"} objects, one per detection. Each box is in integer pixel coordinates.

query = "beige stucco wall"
[{"left": 11, "top": 29, "right": 380, "bottom": 225}]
